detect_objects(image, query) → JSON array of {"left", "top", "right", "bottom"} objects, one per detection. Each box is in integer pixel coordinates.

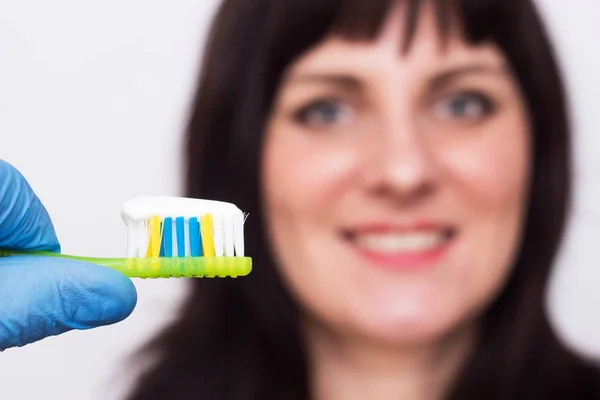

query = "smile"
[
  {"left": 354, "top": 231, "right": 448, "bottom": 253},
  {"left": 344, "top": 224, "right": 455, "bottom": 269}
]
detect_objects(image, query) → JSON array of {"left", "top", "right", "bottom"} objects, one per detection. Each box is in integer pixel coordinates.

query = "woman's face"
[{"left": 262, "top": 4, "right": 530, "bottom": 345}]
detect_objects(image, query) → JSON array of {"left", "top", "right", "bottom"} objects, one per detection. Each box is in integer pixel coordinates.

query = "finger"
[
  {"left": 0, "top": 256, "right": 137, "bottom": 351},
  {"left": 0, "top": 160, "right": 60, "bottom": 251}
]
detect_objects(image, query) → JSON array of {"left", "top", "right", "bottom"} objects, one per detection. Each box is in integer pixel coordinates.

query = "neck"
[{"left": 305, "top": 321, "right": 476, "bottom": 400}]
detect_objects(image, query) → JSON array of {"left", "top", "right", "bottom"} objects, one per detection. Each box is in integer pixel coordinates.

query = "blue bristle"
[
  {"left": 176, "top": 217, "right": 185, "bottom": 257},
  {"left": 163, "top": 217, "right": 172, "bottom": 257},
  {"left": 189, "top": 217, "right": 200, "bottom": 257}
]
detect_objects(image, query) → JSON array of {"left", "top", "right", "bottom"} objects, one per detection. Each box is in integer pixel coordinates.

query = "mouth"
[{"left": 343, "top": 223, "right": 456, "bottom": 269}]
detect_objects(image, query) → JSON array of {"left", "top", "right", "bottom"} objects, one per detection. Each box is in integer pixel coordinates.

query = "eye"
[
  {"left": 294, "top": 99, "right": 353, "bottom": 126},
  {"left": 434, "top": 91, "right": 496, "bottom": 121}
]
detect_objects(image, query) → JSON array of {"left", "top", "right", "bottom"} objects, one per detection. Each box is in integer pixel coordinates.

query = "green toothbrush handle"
[{"left": 0, "top": 250, "right": 252, "bottom": 278}]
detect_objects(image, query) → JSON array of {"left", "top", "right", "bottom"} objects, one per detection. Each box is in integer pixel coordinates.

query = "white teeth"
[{"left": 354, "top": 232, "right": 446, "bottom": 254}]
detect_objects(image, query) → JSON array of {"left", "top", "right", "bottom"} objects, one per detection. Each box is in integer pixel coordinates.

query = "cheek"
[
  {"left": 446, "top": 134, "right": 530, "bottom": 206},
  {"left": 263, "top": 145, "right": 355, "bottom": 217},
  {"left": 439, "top": 116, "right": 531, "bottom": 306},
  {"left": 438, "top": 109, "right": 531, "bottom": 226},
  {"left": 260, "top": 124, "right": 360, "bottom": 279},
  {"left": 261, "top": 119, "right": 369, "bottom": 223}
]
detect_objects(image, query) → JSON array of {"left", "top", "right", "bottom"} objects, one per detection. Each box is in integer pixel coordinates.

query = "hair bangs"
[
  {"left": 267, "top": 0, "right": 470, "bottom": 70},
  {"left": 330, "top": 0, "right": 458, "bottom": 53}
]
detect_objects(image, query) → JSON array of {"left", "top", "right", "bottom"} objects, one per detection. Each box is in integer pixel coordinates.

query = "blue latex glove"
[{"left": 0, "top": 160, "right": 137, "bottom": 351}]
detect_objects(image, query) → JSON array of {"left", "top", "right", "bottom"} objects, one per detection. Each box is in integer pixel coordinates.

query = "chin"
[{"left": 348, "top": 298, "right": 470, "bottom": 346}]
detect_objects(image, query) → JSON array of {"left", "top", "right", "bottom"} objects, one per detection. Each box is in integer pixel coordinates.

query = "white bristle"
[
  {"left": 121, "top": 195, "right": 247, "bottom": 258},
  {"left": 233, "top": 213, "right": 245, "bottom": 257},
  {"left": 212, "top": 214, "right": 224, "bottom": 257},
  {"left": 132, "top": 220, "right": 149, "bottom": 258},
  {"left": 224, "top": 218, "right": 235, "bottom": 256}
]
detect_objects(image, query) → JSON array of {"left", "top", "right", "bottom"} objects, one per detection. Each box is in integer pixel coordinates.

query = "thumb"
[{"left": 0, "top": 256, "right": 137, "bottom": 351}]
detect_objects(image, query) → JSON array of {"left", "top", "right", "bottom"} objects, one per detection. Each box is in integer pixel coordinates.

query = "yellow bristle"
[
  {"left": 146, "top": 215, "right": 162, "bottom": 258},
  {"left": 201, "top": 213, "right": 215, "bottom": 257}
]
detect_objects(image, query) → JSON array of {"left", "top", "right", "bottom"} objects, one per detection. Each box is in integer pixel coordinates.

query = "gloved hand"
[{"left": 0, "top": 159, "right": 137, "bottom": 351}]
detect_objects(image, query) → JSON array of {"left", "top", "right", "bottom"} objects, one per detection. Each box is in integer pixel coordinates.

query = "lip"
[{"left": 343, "top": 221, "right": 455, "bottom": 270}]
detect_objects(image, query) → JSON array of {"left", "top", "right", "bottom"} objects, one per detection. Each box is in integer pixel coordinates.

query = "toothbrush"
[{"left": 0, "top": 196, "right": 252, "bottom": 278}]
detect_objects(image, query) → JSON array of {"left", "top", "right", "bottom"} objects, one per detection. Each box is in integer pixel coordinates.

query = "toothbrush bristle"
[
  {"left": 121, "top": 196, "right": 246, "bottom": 259},
  {"left": 124, "top": 212, "right": 245, "bottom": 259},
  {"left": 201, "top": 214, "right": 215, "bottom": 256}
]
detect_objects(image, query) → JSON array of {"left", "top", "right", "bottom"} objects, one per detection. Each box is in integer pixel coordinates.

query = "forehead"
[{"left": 286, "top": 1, "right": 506, "bottom": 78}]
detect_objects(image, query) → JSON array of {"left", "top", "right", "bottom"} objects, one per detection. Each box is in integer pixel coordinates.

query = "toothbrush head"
[{"left": 121, "top": 195, "right": 247, "bottom": 259}]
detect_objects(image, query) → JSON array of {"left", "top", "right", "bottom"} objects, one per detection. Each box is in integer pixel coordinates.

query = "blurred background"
[{"left": 0, "top": 0, "right": 599, "bottom": 398}]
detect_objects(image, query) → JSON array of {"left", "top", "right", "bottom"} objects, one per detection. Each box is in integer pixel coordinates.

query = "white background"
[{"left": 0, "top": 1, "right": 599, "bottom": 398}]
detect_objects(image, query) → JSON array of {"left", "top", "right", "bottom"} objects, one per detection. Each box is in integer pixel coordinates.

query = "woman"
[{"left": 127, "top": 0, "right": 600, "bottom": 399}]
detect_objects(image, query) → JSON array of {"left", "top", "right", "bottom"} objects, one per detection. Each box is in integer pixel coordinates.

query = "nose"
[{"left": 361, "top": 116, "right": 437, "bottom": 203}]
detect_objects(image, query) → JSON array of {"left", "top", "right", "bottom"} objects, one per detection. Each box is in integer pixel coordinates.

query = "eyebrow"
[
  {"left": 285, "top": 64, "right": 508, "bottom": 91},
  {"left": 429, "top": 64, "right": 509, "bottom": 89},
  {"left": 284, "top": 73, "right": 363, "bottom": 91}
]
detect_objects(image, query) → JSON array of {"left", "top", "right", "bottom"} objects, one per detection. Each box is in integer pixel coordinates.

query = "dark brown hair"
[{"left": 127, "top": 1, "right": 599, "bottom": 399}]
